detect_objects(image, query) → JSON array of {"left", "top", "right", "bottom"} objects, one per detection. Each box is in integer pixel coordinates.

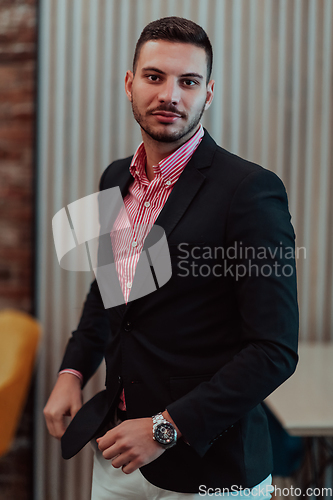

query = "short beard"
[{"left": 131, "top": 98, "right": 206, "bottom": 143}]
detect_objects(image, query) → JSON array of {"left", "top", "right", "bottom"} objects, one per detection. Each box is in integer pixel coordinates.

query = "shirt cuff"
[{"left": 58, "top": 369, "right": 83, "bottom": 386}]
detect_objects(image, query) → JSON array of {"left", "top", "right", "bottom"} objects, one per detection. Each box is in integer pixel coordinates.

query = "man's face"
[{"left": 125, "top": 40, "right": 214, "bottom": 144}]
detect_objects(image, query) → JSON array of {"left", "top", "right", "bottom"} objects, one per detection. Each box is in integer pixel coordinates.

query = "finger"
[
  {"left": 97, "top": 430, "right": 117, "bottom": 451},
  {"left": 45, "top": 418, "right": 64, "bottom": 440},
  {"left": 122, "top": 459, "right": 140, "bottom": 474},
  {"left": 70, "top": 401, "right": 82, "bottom": 418},
  {"left": 53, "top": 417, "right": 67, "bottom": 438},
  {"left": 109, "top": 454, "right": 124, "bottom": 468},
  {"left": 111, "top": 453, "right": 134, "bottom": 470},
  {"left": 44, "top": 408, "right": 66, "bottom": 439},
  {"left": 50, "top": 414, "right": 67, "bottom": 439},
  {"left": 101, "top": 443, "right": 122, "bottom": 460},
  {"left": 44, "top": 415, "right": 57, "bottom": 438}
]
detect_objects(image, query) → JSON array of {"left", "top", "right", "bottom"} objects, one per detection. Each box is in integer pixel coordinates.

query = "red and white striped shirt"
[
  {"left": 112, "top": 124, "right": 204, "bottom": 303},
  {"left": 59, "top": 125, "right": 204, "bottom": 398}
]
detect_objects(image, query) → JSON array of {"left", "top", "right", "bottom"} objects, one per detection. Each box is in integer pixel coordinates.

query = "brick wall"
[
  {"left": 0, "top": 0, "right": 36, "bottom": 311},
  {"left": 0, "top": 1, "right": 37, "bottom": 499}
]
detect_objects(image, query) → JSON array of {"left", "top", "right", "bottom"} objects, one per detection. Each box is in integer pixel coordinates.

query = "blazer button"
[{"left": 124, "top": 320, "right": 132, "bottom": 332}]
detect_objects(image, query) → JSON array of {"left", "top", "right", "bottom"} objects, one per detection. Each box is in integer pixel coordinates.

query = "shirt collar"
[{"left": 129, "top": 124, "right": 204, "bottom": 187}]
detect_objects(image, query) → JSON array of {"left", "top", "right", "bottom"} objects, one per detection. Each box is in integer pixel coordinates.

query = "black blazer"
[{"left": 60, "top": 130, "right": 299, "bottom": 493}]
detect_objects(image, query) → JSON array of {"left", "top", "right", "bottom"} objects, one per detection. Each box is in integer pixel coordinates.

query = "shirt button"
[
  {"left": 166, "top": 180, "right": 171, "bottom": 186},
  {"left": 126, "top": 282, "right": 132, "bottom": 289},
  {"left": 124, "top": 321, "right": 132, "bottom": 332},
  {"left": 132, "top": 241, "right": 137, "bottom": 247},
  {"left": 144, "top": 201, "right": 150, "bottom": 208}
]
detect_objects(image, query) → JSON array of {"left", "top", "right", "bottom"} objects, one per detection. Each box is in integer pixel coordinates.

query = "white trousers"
[{"left": 91, "top": 439, "right": 273, "bottom": 500}]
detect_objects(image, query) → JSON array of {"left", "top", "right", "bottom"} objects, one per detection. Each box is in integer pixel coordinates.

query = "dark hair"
[{"left": 133, "top": 17, "right": 213, "bottom": 82}]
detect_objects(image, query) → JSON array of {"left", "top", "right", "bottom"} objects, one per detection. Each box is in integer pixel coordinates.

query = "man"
[{"left": 44, "top": 17, "right": 298, "bottom": 499}]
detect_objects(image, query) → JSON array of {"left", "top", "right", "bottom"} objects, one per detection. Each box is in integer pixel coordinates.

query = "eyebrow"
[{"left": 141, "top": 67, "right": 204, "bottom": 80}]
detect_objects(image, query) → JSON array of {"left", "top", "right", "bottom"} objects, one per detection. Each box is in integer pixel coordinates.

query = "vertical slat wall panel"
[
  {"left": 302, "top": 0, "right": 318, "bottom": 341},
  {"left": 275, "top": 0, "right": 287, "bottom": 180},
  {"left": 34, "top": 0, "right": 50, "bottom": 498},
  {"left": 35, "top": 1, "right": 333, "bottom": 498},
  {"left": 260, "top": 0, "right": 272, "bottom": 170},
  {"left": 230, "top": 0, "right": 242, "bottom": 154},
  {"left": 246, "top": 0, "right": 258, "bottom": 162},
  {"left": 289, "top": 0, "right": 302, "bottom": 246},
  {"left": 318, "top": 0, "right": 333, "bottom": 340}
]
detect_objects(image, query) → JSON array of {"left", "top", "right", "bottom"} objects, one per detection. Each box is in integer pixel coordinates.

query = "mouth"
[{"left": 151, "top": 111, "right": 182, "bottom": 123}]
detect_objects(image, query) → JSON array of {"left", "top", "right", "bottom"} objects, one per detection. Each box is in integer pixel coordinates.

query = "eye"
[
  {"left": 182, "top": 79, "right": 197, "bottom": 87},
  {"left": 147, "top": 75, "right": 160, "bottom": 82}
]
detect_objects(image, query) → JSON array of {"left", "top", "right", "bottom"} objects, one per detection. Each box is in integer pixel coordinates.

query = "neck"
[{"left": 142, "top": 124, "right": 200, "bottom": 182}]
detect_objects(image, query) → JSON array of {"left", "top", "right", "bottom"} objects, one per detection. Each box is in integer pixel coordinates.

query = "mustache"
[{"left": 148, "top": 105, "right": 186, "bottom": 118}]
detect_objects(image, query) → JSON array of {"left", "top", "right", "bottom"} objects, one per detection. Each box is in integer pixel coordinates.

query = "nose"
[{"left": 158, "top": 78, "right": 180, "bottom": 105}]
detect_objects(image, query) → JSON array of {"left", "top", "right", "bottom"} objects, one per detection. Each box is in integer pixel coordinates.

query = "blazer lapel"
[{"left": 154, "top": 129, "right": 217, "bottom": 238}]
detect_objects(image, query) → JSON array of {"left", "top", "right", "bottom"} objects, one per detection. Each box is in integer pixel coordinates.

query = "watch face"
[{"left": 155, "top": 422, "right": 175, "bottom": 445}]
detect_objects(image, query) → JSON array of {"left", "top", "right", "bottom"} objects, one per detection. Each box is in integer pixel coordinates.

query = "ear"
[
  {"left": 204, "top": 79, "right": 215, "bottom": 110},
  {"left": 125, "top": 70, "right": 134, "bottom": 102}
]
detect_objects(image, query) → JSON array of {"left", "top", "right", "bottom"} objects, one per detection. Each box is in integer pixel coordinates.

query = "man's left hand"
[{"left": 97, "top": 418, "right": 165, "bottom": 474}]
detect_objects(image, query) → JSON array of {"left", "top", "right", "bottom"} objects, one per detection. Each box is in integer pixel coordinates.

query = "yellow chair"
[{"left": 0, "top": 309, "right": 41, "bottom": 456}]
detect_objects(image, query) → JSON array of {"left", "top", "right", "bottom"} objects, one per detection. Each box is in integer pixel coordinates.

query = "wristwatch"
[{"left": 152, "top": 412, "right": 177, "bottom": 449}]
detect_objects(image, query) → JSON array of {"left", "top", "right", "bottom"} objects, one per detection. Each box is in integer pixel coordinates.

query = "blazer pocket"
[{"left": 169, "top": 373, "right": 214, "bottom": 401}]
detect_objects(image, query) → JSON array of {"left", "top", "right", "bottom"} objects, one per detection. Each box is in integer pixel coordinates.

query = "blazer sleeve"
[
  {"left": 58, "top": 167, "right": 112, "bottom": 387},
  {"left": 166, "top": 168, "right": 299, "bottom": 457}
]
